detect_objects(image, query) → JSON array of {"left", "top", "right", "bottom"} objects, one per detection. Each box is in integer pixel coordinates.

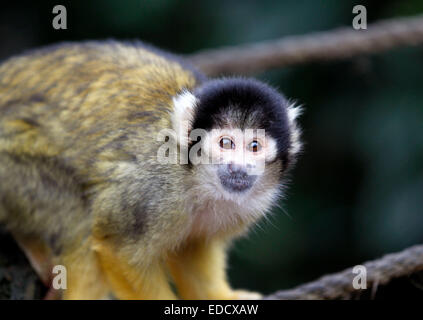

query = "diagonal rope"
[
  {"left": 264, "top": 244, "right": 423, "bottom": 300},
  {"left": 188, "top": 15, "right": 423, "bottom": 76}
]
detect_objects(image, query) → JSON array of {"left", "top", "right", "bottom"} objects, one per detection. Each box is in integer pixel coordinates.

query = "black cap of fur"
[{"left": 192, "top": 77, "right": 293, "bottom": 168}]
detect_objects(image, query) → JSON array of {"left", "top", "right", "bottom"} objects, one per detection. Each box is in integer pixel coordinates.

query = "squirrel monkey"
[{"left": 0, "top": 41, "right": 302, "bottom": 300}]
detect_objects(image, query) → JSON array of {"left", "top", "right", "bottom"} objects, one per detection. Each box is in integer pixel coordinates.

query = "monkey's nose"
[
  {"left": 227, "top": 163, "right": 247, "bottom": 176},
  {"left": 219, "top": 163, "right": 256, "bottom": 193}
]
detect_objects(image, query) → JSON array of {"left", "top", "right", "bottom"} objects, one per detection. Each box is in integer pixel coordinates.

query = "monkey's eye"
[
  {"left": 247, "top": 140, "right": 262, "bottom": 152},
  {"left": 219, "top": 137, "right": 235, "bottom": 150}
]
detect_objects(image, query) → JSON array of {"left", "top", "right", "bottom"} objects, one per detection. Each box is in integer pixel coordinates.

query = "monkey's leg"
[
  {"left": 167, "top": 238, "right": 262, "bottom": 300},
  {"left": 61, "top": 239, "right": 111, "bottom": 300},
  {"left": 92, "top": 238, "right": 177, "bottom": 300},
  {"left": 0, "top": 152, "right": 110, "bottom": 299},
  {"left": 12, "top": 232, "right": 109, "bottom": 300},
  {"left": 10, "top": 235, "right": 108, "bottom": 300}
]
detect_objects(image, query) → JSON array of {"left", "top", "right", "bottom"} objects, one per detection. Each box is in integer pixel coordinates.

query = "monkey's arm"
[
  {"left": 92, "top": 236, "right": 177, "bottom": 300},
  {"left": 167, "top": 238, "right": 261, "bottom": 300}
]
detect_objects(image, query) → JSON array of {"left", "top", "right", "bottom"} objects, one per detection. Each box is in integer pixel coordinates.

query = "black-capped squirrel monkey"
[{"left": 0, "top": 41, "right": 302, "bottom": 299}]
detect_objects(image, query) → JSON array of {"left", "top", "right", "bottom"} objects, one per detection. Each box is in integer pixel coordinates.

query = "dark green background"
[{"left": 1, "top": 0, "right": 422, "bottom": 294}]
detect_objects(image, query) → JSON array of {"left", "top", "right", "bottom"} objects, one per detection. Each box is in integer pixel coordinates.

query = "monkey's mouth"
[{"left": 218, "top": 171, "right": 257, "bottom": 193}]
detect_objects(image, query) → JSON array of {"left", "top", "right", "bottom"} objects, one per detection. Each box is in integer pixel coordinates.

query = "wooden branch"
[
  {"left": 188, "top": 15, "right": 423, "bottom": 76},
  {"left": 264, "top": 244, "right": 423, "bottom": 300}
]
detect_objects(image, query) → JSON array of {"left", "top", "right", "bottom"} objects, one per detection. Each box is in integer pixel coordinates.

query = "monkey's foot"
[{"left": 232, "top": 289, "right": 263, "bottom": 300}]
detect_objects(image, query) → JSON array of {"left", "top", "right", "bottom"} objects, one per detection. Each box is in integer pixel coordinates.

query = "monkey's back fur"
[{"left": 0, "top": 42, "right": 205, "bottom": 291}]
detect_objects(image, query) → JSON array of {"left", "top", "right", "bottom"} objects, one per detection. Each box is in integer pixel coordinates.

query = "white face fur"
[{"left": 172, "top": 90, "right": 300, "bottom": 237}]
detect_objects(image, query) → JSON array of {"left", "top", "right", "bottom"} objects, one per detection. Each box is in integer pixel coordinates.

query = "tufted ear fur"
[
  {"left": 171, "top": 90, "right": 198, "bottom": 146},
  {"left": 286, "top": 103, "right": 303, "bottom": 157}
]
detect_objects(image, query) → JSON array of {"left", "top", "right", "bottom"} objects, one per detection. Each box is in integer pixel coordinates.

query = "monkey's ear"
[
  {"left": 172, "top": 90, "right": 198, "bottom": 146},
  {"left": 286, "top": 103, "right": 303, "bottom": 157}
]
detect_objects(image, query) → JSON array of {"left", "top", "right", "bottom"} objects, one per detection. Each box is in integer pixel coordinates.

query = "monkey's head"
[{"left": 171, "top": 77, "right": 302, "bottom": 231}]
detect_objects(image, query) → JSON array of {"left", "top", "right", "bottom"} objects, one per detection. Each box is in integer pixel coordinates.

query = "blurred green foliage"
[{"left": 0, "top": 0, "right": 422, "bottom": 294}]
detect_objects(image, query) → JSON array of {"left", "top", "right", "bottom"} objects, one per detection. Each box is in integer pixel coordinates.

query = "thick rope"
[
  {"left": 188, "top": 15, "right": 423, "bottom": 76},
  {"left": 264, "top": 244, "right": 423, "bottom": 300}
]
